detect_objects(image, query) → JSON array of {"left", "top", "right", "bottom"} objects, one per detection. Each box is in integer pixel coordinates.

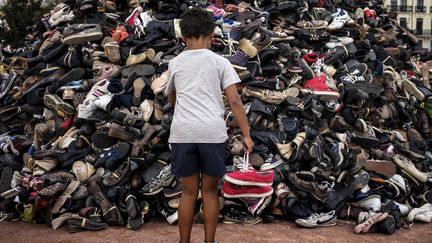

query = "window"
[
  {"left": 400, "top": 18, "right": 407, "bottom": 28},
  {"left": 417, "top": 0, "right": 424, "bottom": 7},
  {"left": 418, "top": 40, "right": 423, "bottom": 48},
  {"left": 390, "top": 0, "right": 397, "bottom": 11},
  {"left": 429, "top": 41, "right": 432, "bottom": 51},
  {"left": 416, "top": 0, "right": 425, "bottom": 12},
  {"left": 400, "top": 0, "right": 407, "bottom": 11},
  {"left": 417, "top": 18, "right": 423, "bottom": 35}
]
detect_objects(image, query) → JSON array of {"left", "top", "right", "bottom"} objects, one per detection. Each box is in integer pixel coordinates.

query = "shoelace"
[
  {"left": 311, "top": 57, "right": 323, "bottom": 76},
  {"left": 236, "top": 154, "right": 254, "bottom": 173},
  {"left": 307, "top": 213, "right": 320, "bottom": 221},
  {"left": 319, "top": 181, "right": 335, "bottom": 190}
]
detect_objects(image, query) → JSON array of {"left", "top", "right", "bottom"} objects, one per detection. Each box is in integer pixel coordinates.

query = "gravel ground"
[{"left": 1, "top": 219, "right": 431, "bottom": 243}]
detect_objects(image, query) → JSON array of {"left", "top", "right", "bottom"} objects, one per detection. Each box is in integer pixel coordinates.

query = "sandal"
[{"left": 354, "top": 212, "right": 389, "bottom": 234}]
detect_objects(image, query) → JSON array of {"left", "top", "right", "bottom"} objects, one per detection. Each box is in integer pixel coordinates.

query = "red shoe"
[
  {"left": 303, "top": 53, "right": 318, "bottom": 65},
  {"left": 221, "top": 182, "right": 274, "bottom": 198},
  {"left": 364, "top": 8, "right": 376, "bottom": 19},
  {"left": 302, "top": 74, "right": 340, "bottom": 100},
  {"left": 224, "top": 168, "right": 274, "bottom": 186}
]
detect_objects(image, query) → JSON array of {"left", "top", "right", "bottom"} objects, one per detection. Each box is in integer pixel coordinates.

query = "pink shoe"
[
  {"left": 221, "top": 182, "right": 273, "bottom": 198},
  {"left": 224, "top": 167, "right": 274, "bottom": 186}
]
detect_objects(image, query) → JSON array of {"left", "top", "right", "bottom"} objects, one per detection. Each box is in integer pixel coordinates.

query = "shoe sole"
[
  {"left": 63, "top": 32, "right": 104, "bottom": 45},
  {"left": 231, "top": 64, "right": 247, "bottom": 71},
  {"left": 301, "top": 89, "right": 340, "bottom": 101},
  {"left": 44, "top": 95, "right": 76, "bottom": 116},
  {"left": 364, "top": 160, "right": 396, "bottom": 177},
  {"left": 163, "top": 190, "right": 182, "bottom": 198},
  {"left": 260, "top": 160, "right": 284, "bottom": 171},
  {"left": 0, "top": 167, "right": 13, "bottom": 194},
  {"left": 402, "top": 80, "right": 425, "bottom": 101},
  {"left": 253, "top": 195, "right": 272, "bottom": 216},
  {"left": 222, "top": 188, "right": 273, "bottom": 198},
  {"left": 141, "top": 186, "right": 163, "bottom": 196},
  {"left": 166, "top": 210, "right": 178, "bottom": 225},
  {"left": 223, "top": 217, "right": 261, "bottom": 225},
  {"left": 223, "top": 175, "right": 273, "bottom": 187},
  {"left": 392, "top": 156, "right": 428, "bottom": 183},
  {"left": 132, "top": 78, "right": 145, "bottom": 106}
]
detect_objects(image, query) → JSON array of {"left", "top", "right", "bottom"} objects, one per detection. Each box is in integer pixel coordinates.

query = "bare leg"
[
  {"left": 179, "top": 174, "right": 199, "bottom": 243},
  {"left": 201, "top": 174, "right": 220, "bottom": 242}
]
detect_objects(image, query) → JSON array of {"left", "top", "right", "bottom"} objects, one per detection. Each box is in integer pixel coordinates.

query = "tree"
[{"left": 0, "top": 0, "right": 42, "bottom": 48}]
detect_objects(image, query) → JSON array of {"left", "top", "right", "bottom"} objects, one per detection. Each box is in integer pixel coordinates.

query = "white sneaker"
[
  {"left": 77, "top": 99, "right": 97, "bottom": 119},
  {"left": 140, "top": 99, "right": 154, "bottom": 122},
  {"left": 94, "top": 93, "right": 114, "bottom": 111},
  {"left": 327, "top": 8, "right": 350, "bottom": 30},
  {"left": 295, "top": 210, "right": 337, "bottom": 228}
]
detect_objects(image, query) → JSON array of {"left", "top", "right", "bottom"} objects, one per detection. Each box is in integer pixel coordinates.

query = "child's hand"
[{"left": 243, "top": 135, "right": 254, "bottom": 154}]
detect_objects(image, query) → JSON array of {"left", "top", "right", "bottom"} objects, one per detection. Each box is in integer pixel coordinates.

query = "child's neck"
[{"left": 185, "top": 36, "right": 211, "bottom": 50}]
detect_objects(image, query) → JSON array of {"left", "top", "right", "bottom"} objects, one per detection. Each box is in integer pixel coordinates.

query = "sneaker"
[
  {"left": 221, "top": 182, "right": 273, "bottom": 198},
  {"left": 157, "top": 200, "right": 178, "bottom": 224},
  {"left": 247, "top": 195, "right": 272, "bottom": 216},
  {"left": 140, "top": 165, "right": 174, "bottom": 196},
  {"left": 295, "top": 210, "right": 337, "bottom": 228},
  {"left": 223, "top": 167, "right": 274, "bottom": 186},
  {"left": 223, "top": 207, "right": 261, "bottom": 225},
  {"left": 163, "top": 177, "right": 182, "bottom": 198},
  {"left": 226, "top": 50, "right": 249, "bottom": 70},
  {"left": 260, "top": 154, "right": 285, "bottom": 171},
  {"left": 327, "top": 8, "right": 350, "bottom": 30},
  {"left": 62, "top": 24, "right": 104, "bottom": 45},
  {"left": 302, "top": 75, "right": 340, "bottom": 101}
]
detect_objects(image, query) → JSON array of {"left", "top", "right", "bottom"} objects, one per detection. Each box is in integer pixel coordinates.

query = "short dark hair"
[{"left": 180, "top": 8, "right": 216, "bottom": 39}]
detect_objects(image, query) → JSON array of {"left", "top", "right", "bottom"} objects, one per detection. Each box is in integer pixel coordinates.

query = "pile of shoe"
[{"left": 0, "top": 0, "right": 432, "bottom": 235}]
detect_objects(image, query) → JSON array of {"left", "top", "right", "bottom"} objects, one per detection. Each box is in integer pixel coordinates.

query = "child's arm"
[
  {"left": 167, "top": 92, "right": 176, "bottom": 106},
  {"left": 225, "top": 84, "right": 254, "bottom": 153}
]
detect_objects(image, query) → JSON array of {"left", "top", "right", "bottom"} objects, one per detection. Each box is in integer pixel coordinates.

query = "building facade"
[{"left": 385, "top": 0, "right": 432, "bottom": 49}]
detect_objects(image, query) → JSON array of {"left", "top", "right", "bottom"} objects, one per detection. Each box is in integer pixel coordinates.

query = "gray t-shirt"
[{"left": 164, "top": 48, "right": 240, "bottom": 143}]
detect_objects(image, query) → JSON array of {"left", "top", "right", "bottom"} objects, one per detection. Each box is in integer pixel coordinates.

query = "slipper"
[
  {"left": 353, "top": 212, "right": 388, "bottom": 234},
  {"left": 132, "top": 77, "right": 145, "bottom": 106},
  {"left": 66, "top": 218, "right": 108, "bottom": 232},
  {"left": 51, "top": 213, "right": 83, "bottom": 230}
]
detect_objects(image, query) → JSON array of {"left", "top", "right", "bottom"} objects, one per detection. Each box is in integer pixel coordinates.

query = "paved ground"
[{"left": 1, "top": 219, "right": 431, "bottom": 243}]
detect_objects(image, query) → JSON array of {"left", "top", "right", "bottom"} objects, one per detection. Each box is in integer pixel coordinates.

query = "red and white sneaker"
[
  {"left": 302, "top": 74, "right": 340, "bottom": 101},
  {"left": 125, "top": 6, "right": 143, "bottom": 26},
  {"left": 223, "top": 166, "right": 274, "bottom": 186},
  {"left": 221, "top": 182, "right": 274, "bottom": 198}
]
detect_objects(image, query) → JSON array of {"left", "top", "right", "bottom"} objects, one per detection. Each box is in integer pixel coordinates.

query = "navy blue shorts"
[{"left": 170, "top": 142, "right": 226, "bottom": 177}]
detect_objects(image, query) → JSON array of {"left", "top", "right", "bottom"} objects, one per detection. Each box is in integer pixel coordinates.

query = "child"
[{"left": 164, "top": 8, "right": 253, "bottom": 243}]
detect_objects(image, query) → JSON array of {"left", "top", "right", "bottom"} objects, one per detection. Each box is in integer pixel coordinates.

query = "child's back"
[{"left": 166, "top": 48, "right": 239, "bottom": 143}]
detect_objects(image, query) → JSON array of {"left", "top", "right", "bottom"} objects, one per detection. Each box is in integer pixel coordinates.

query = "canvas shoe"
[
  {"left": 247, "top": 195, "right": 272, "bottom": 216},
  {"left": 221, "top": 182, "right": 273, "bottom": 198},
  {"left": 302, "top": 75, "right": 340, "bottom": 101},
  {"left": 295, "top": 210, "right": 337, "bottom": 228},
  {"left": 224, "top": 166, "right": 274, "bottom": 186},
  {"left": 260, "top": 154, "right": 285, "bottom": 171},
  {"left": 157, "top": 200, "right": 178, "bottom": 225}
]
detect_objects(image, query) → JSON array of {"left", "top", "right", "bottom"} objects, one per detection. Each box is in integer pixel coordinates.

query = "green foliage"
[{"left": 0, "top": 0, "right": 43, "bottom": 48}]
